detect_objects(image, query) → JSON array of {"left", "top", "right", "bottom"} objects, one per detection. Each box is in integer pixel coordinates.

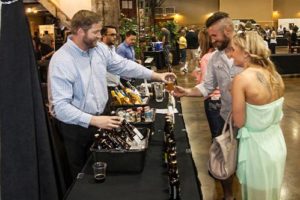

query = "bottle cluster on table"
[
  {"left": 110, "top": 82, "right": 144, "bottom": 105},
  {"left": 163, "top": 115, "right": 181, "bottom": 200},
  {"left": 116, "top": 106, "right": 154, "bottom": 123},
  {"left": 93, "top": 119, "right": 145, "bottom": 150}
]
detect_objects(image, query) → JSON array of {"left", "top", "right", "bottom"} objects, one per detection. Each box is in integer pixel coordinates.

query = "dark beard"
[
  {"left": 83, "top": 35, "right": 97, "bottom": 48},
  {"left": 214, "top": 36, "right": 230, "bottom": 51}
]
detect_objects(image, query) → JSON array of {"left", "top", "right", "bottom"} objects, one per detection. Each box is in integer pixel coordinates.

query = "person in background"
[
  {"left": 117, "top": 30, "right": 141, "bottom": 84},
  {"left": 100, "top": 25, "right": 120, "bottom": 87},
  {"left": 290, "top": 26, "right": 299, "bottom": 46},
  {"left": 40, "top": 41, "right": 55, "bottom": 61},
  {"left": 161, "top": 27, "right": 171, "bottom": 69},
  {"left": 117, "top": 30, "right": 141, "bottom": 63},
  {"left": 277, "top": 25, "right": 284, "bottom": 35},
  {"left": 41, "top": 30, "right": 53, "bottom": 47},
  {"left": 237, "top": 24, "right": 245, "bottom": 34},
  {"left": 178, "top": 30, "right": 187, "bottom": 65},
  {"left": 195, "top": 28, "right": 221, "bottom": 138},
  {"left": 269, "top": 26, "right": 277, "bottom": 54},
  {"left": 181, "top": 25, "right": 199, "bottom": 73},
  {"left": 231, "top": 31, "right": 286, "bottom": 200},
  {"left": 48, "top": 10, "right": 175, "bottom": 182},
  {"left": 173, "top": 12, "right": 243, "bottom": 200},
  {"left": 32, "top": 31, "right": 41, "bottom": 58}
]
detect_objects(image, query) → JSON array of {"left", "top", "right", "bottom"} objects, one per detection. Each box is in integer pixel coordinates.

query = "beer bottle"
[
  {"left": 99, "top": 137, "right": 114, "bottom": 149},
  {"left": 94, "top": 133, "right": 102, "bottom": 150},
  {"left": 118, "top": 121, "right": 141, "bottom": 144},
  {"left": 107, "top": 132, "right": 122, "bottom": 149},
  {"left": 112, "top": 129, "right": 131, "bottom": 150},
  {"left": 169, "top": 177, "right": 181, "bottom": 200},
  {"left": 121, "top": 119, "right": 144, "bottom": 140},
  {"left": 126, "top": 81, "right": 141, "bottom": 96}
]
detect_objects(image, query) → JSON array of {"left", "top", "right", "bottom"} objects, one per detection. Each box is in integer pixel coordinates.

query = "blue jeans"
[
  {"left": 204, "top": 97, "right": 223, "bottom": 138},
  {"left": 179, "top": 49, "right": 186, "bottom": 63}
]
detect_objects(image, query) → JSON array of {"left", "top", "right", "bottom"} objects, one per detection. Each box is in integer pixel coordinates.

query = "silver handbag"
[{"left": 207, "top": 113, "right": 237, "bottom": 180}]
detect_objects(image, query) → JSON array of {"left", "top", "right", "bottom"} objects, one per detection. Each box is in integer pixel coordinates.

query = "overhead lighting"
[
  {"left": 272, "top": 10, "right": 279, "bottom": 18},
  {"left": 26, "top": 8, "right": 32, "bottom": 13}
]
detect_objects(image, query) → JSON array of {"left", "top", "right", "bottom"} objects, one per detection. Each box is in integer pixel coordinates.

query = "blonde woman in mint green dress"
[{"left": 230, "top": 31, "right": 286, "bottom": 200}]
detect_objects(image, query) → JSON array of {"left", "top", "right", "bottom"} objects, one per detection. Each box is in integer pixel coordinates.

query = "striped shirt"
[{"left": 48, "top": 37, "right": 152, "bottom": 128}]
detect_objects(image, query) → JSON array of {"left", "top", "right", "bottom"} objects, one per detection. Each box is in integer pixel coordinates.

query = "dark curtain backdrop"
[{"left": 0, "top": 0, "right": 60, "bottom": 199}]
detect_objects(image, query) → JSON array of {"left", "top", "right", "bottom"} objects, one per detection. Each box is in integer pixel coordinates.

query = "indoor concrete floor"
[{"left": 173, "top": 64, "right": 300, "bottom": 200}]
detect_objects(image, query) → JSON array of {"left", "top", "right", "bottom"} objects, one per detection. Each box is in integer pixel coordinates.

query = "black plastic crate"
[{"left": 90, "top": 128, "right": 150, "bottom": 173}]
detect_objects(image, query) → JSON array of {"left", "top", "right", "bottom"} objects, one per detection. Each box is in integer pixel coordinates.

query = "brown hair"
[
  {"left": 232, "top": 31, "right": 284, "bottom": 94},
  {"left": 198, "top": 28, "right": 213, "bottom": 58},
  {"left": 71, "top": 10, "right": 101, "bottom": 34},
  {"left": 205, "top": 11, "right": 229, "bottom": 28}
]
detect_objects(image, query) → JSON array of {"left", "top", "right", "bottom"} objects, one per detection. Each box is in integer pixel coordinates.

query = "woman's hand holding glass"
[{"left": 172, "top": 86, "right": 188, "bottom": 97}]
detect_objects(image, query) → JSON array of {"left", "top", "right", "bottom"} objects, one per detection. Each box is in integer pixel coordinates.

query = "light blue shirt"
[
  {"left": 103, "top": 44, "right": 120, "bottom": 86},
  {"left": 116, "top": 42, "right": 135, "bottom": 61},
  {"left": 48, "top": 38, "right": 152, "bottom": 128},
  {"left": 196, "top": 50, "right": 243, "bottom": 120}
]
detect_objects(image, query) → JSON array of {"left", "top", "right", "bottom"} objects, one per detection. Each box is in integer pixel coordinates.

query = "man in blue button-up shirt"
[
  {"left": 117, "top": 30, "right": 140, "bottom": 63},
  {"left": 48, "top": 10, "right": 175, "bottom": 180}
]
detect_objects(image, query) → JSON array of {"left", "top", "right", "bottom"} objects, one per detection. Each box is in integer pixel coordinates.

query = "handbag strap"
[{"left": 221, "top": 112, "right": 234, "bottom": 141}]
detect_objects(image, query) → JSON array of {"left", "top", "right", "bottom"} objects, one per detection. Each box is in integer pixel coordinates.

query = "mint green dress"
[{"left": 236, "top": 97, "right": 287, "bottom": 200}]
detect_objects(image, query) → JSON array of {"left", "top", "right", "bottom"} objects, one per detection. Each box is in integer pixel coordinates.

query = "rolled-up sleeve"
[
  {"left": 195, "top": 56, "right": 217, "bottom": 97},
  {"left": 97, "top": 44, "right": 153, "bottom": 80}
]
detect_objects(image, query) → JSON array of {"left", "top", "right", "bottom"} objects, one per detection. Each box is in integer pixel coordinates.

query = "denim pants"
[
  {"left": 204, "top": 97, "right": 223, "bottom": 138},
  {"left": 179, "top": 48, "right": 186, "bottom": 63}
]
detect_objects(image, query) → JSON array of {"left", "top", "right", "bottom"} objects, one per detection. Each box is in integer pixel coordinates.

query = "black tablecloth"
[
  {"left": 144, "top": 51, "right": 165, "bottom": 69},
  {"left": 271, "top": 54, "right": 300, "bottom": 74},
  {"left": 64, "top": 96, "right": 202, "bottom": 200}
]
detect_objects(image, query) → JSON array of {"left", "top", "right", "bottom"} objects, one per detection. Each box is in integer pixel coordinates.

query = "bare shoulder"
[{"left": 232, "top": 69, "right": 253, "bottom": 86}]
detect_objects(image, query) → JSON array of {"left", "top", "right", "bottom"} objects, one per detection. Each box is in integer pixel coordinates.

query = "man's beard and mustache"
[
  {"left": 107, "top": 40, "right": 115, "bottom": 46},
  {"left": 213, "top": 36, "right": 230, "bottom": 51},
  {"left": 83, "top": 35, "right": 98, "bottom": 48}
]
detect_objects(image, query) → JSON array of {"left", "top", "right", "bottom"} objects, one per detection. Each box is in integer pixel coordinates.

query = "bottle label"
[
  {"left": 133, "top": 128, "right": 144, "bottom": 140},
  {"left": 133, "top": 135, "right": 142, "bottom": 144}
]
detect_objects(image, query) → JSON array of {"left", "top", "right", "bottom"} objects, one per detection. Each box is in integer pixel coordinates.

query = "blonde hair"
[{"left": 232, "top": 31, "right": 284, "bottom": 95}]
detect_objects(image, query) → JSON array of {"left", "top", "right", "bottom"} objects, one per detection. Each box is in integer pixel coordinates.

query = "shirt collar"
[
  {"left": 67, "top": 36, "right": 90, "bottom": 56},
  {"left": 220, "top": 50, "right": 234, "bottom": 67},
  {"left": 123, "top": 41, "right": 132, "bottom": 48}
]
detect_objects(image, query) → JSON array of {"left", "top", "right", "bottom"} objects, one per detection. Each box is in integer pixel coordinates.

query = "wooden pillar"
[{"left": 91, "top": 0, "right": 121, "bottom": 27}]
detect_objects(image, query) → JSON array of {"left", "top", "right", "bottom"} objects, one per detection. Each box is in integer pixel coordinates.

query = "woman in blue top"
[{"left": 230, "top": 31, "right": 286, "bottom": 200}]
